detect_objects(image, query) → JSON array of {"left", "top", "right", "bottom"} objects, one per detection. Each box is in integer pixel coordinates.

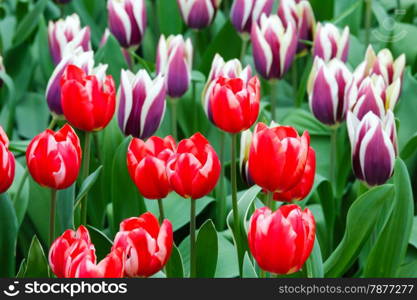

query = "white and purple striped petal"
[
  {"left": 313, "top": 23, "right": 349, "bottom": 62},
  {"left": 230, "top": 0, "right": 274, "bottom": 34},
  {"left": 177, "top": 0, "right": 219, "bottom": 29}
]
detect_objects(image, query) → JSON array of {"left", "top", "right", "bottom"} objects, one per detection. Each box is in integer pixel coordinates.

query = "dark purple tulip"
[
  {"left": 313, "top": 23, "right": 350, "bottom": 62},
  {"left": 230, "top": 0, "right": 274, "bottom": 34},
  {"left": 118, "top": 70, "right": 166, "bottom": 139},
  {"left": 177, "top": 0, "right": 221, "bottom": 29}
]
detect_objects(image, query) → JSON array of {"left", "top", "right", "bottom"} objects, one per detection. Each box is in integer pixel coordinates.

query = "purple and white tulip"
[
  {"left": 307, "top": 57, "right": 352, "bottom": 126},
  {"left": 117, "top": 70, "right": 166, "bottom": 139},
  {"left": 240, "top": 129, "right": 254, "bottom": 186},
  {"left": 347, "top": 110, "right": 397, "bottom": 186},
  {"left": 278, "top": 0, "right": 315, "bottom": 52},
  {"left": 156, "top": 35, "right": 193, "bottom": 99},
  {"left": 45, "top": 48, "right": 94, "bottom": 115},
  {"left": 202, "top": 54, "right": 252, "bottom": 117},
  {"left": 230, "top": 0, "right": 274, "bottom": 34},
  {"left": 177, "top": 0, "right": 221, "bottom": 29},
  {"left": 107, "top": 0, "right": 147, "bottom": 49},
  {"left": 313, "top": 22, "right": 350, "bottom": 62},
  {"left": 251, "top": 13, "right": 298, "bottom": 80},
  {"left": 48, "top": 14, "right": 91, "bottom": 65}
]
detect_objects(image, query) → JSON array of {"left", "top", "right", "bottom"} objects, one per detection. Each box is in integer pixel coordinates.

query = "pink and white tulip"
[{"left": 313, "top": 22, "right": 349, "bottom": 62}]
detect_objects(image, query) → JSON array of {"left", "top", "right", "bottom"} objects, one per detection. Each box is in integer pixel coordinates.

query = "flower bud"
[
  {"left": 0, "top": 126, "right": 15, "bottom": 193},
  {"left": 107, "top": 0, "right": 147, "bottom": 48},
  {"left": 230, "top": 0, "right": 274, "bottom": 34},
  {"left": 307, "top": 57, "right": 352, "bottom": 125},
  {"left": 156, "top": 35, "right": 193, "bottom": 98},
  {"left": 313, "top": 22, "right": 349, "bottom": 62},
  {"left": 48, "top": 14, "right": 91, "bottom": 65},
  {"left": 251, "top": 14, "right": 298, "bottom": 79},
  {"left": 177, "top": 0, "right": 221, "bottom": 29},
  {"left": 118, "top": 70, "right": 166, "bottom": 139},
  {"left": 347, "top": 110, "right": 397, "bottom": 186}
]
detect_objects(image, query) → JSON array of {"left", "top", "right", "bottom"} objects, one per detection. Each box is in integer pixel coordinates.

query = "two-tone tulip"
[
  {"left": 117, "top": 70, "right": 166, "bottom": 139},
  {"left": 48, "top": 14, "right": 91, "bottom": 65},
  {"left": 127, "top": 136, "right": 176, "bottom": 199},
  {"left": 313, "top": 23, "right": 350, "bottom": 62},
  {"left": 251, "top": 14, "right": 298, "bottom": 79},
  {"left": 177, "top": 0, "right": 221, "bottom": 29},
  {"left": 248, "top": 205, "right": 316, "bottom": 274},
  {"left": 107, "top": 0, "right": 147, "bottom": 48},
  {"left": 26, "top": 124, "right": 81, "bottom": 190},
  {"left": 0, "top": 126, "right": 15, "bottom": 193},
  {"left": 230, "top": 0, "right": 274, "bottom": 34},
  {"left": 74, "top": 248, "right": 125, "bottom": 278},
  {"left": 46, "top": 49, "right": 94, "bottom": 116},
  {"left": 347, "top": 110, "right": 397, "bottom": 186},
  {"left": 61, "top": 64, "right": 116, "bottom": 132},
  {"left": 113, "top": 212, "right": 173, "bottom": 277},
  {"left": 248, "top": 123, "right": 311, "bottom": 193},
  {"left": 307, "top": 57, "right": 353, "bottom": 125},
  {"left": 278, "top": 0, "right": 315, "bottom": 52},
  {"left": 156, "top": 35, "right": 193, "bottom": 98},
  {"left": 167, "top": 133, "right": 220, "bottom": 199}
]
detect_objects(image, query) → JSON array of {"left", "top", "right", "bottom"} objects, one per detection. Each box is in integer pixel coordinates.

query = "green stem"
[
  {"left": 157, "top": 199, "right": 165, "bottom": 223},
  {"left": 50, "top": 189, "right": 57, "bottom": 246},
  {"left": 231, "top": 133, "right": 243, "bottom": 275},
  {"left": 259, "top": 269, "right": 266, "bottom": 278},
  {"left": 240, "top": 37, "right": 248, "bottom": 62},
  {"left": 365, "top": 0, "right": 373, "bottom": 46},
  {"left": 329, "top": 127, "right": 338, "bottom": 190},
  {"left": 292, "top": 61, "right": 299, "bottom": 106},
  {"left": 192, "top": 81, "right": 197, "bottom": 133},
  {"left": 93, "top": 133, "right": 102, "bottom": 162},
  {"left": 80, "top": 132, "right": 92, "bottom": 225},
  {"left": 216, "top": 132, "right": 226, "bottom": 230},
  {"left": 170, "top": 99, "right": 178, "bottom": 140},
  {"left": 190, "top": 199, "right": 196, "bottom": 278},
  {"left": 270, "top": 80, "right": 278, "bottom": 121},
  {"left": 48, "top": 116, "right": 58, "bottom": 130},
  {"left": 266, "top": 191, "right": 274, "bottom": 211}
]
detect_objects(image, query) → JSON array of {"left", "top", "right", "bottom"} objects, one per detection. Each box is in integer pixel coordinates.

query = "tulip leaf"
[
  {"left": 410, "top": 216, "right": 417, "bottom": 249},
  {"left": 214, "top": 232, "right": 239, "bottom": 278},
  {"left": 16, "top": 259, "right": 27, "bottom": 278},
  {"left": 8, "top": 162, "right": 29, "bottom": 227},
  {"left": 324, "top": 184, "right": 394, "bottom": 277},
  {"left": 295, "top": 56, "right": 313, "bottom": 107},
  {"left": 165, "top": 244, "right": 184, "bottom": 278},
  {"left": 0, "top": 193, "right": 18, "bottom": 277},
  {"left": 75, "top": 165, "right": 103, "bottom": 205},
  {"left": 86, "top": 225, "right": 113, "bottom": 262},
  {"left": 196, "top": 219, "right": 218, "bottom": 278},
  {"left": 57, "top": 184, "right": 75, "bottom": 235},
  {"left": 242, "top": 252, "right": 258, "bottom": 278},
  {"left": 36, "top": 17, "right": 54, "bottom": 83},
  {"left": 400, "top": 132, "right": 417, "bottom": 159},
  {"left": 282, "top": 109, "right": 331, "bottom": 136},
  {"left": 20, "top": 235, "right": 49, "bottom": 278},
  {"left": 306, "top": 238, "right": 324, "bottom": 278},
  {"left": 363, "top": 159, "right": 414, "bottom": 277},
  {"left": 157, "top": 0, "right": 182, "bottom": 36}
]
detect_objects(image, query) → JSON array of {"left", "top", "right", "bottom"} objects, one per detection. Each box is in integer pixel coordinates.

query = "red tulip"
[
  {"left": 248, "top": 205, "right": 316, "bottom": 274},
  {"left": 127, "top": 136, "right": 176, "bottom": 199},
  {"left": 113, "top": 212, "right": 173, "bottom": 277},
  {"left": 248, "top": 122, "right": 310, "bottom": 193},
  {"left": 75, "top": 248, "right": 125, "bottom": 278},
  {"left": 208, "top": 76, "right": 260, "bottom": 133},
  {"left": 26, "top": 124, "right": 82, "bottom": 190},
  {"left": 273, "top": 146, "right": 316, "bottom": 202},
  {"left": 0, "top": 126, "right": 15, "bottom": 193},
  {"left": 167, "top": 133, "right": 221, "bottom": 199},
  {"left": 61, "top": 64, "right": 116, "bottom": 132}
]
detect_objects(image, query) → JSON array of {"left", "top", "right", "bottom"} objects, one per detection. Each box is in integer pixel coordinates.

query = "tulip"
[
  {"left": 75, "top": 249, "right": 125, "bottom": 278},
  {"left": 278, "top": 0, "right": 315, "bottom": 52},
  {"left": 307, "top": 57, "right": 353, "bottom": 125},
  {"left": 127, "top": 136, "right": 176, "bottom": 200},
  {"left": 313, "top": 22, "right": 350, "bottom": 62},
  {"left": 113, "top": 212, "right": 173, "bottom": 277},
  {"left": 46, "top": 49, "right": 94, "bottom": 116},
  {"left": 107, "top": 0, "right": 147, "bottom": 48},
  {"left": 239, "top": 129, "right": 253, "bottom": 186},
  {"left": 0, "top": 126, "right": 15, "bottom": 193},
  {"left": 251, "top": 13, "right": 298, "bottom": 80},
  {"left": 26, "top": 124, "right": 81, "bottom": 190},
  {"left": 177, "top": 0, "right": 221, "bottom": 29},
  {"left": 48, "top": 14, "right": 91, "bottom": 65},
  {"left": 230, "top": 0, "right": 274, "bottom": 34},
  {"left": 248, "top": 205, "right": 316, "bottom": 274},
  {"left": 248, "top": 122, "right": 311, "bottom": 193},
  {"left": 117, "top": 70, "right": 166, "bottom": 139},
  {"left": 347, "top": 110, "right": 397, "bottom": 186},
  {"left": 61, "top": 64, "right": 116, "bottom": 132},
  {"left": 156, "top": 35, "right": 193, "bottom": 99}
]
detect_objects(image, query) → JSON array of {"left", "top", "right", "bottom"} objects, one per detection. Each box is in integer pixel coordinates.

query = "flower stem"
[
  {"left": 231, "top": 133, "right": 243, "bottom": 275},
  {"left": 157, "top": 199, "right": 165, "bottom": 223},
  {"left": 365, "top": 0, "right": 373, "bottom": 46},
  {"left": 329, "top": 127, "right": 338, "bottom": 190},
  {"left": 80, "top": 131, "right": 92, "bottom": 225},
  {"left": 240, "top": 37, "right": 248, "bottom": 62},
  {"left": 50, "top": 189, "right": 57, "bottom": 246},
  {"left": 216, "top": 132, "right": 226, "bottom": 230},
  {"left": 190, "top": 198, "right": 196, "bottom": 278},
  {"left": 170, "top": 98, "right": 178, "bottom": 140},
  {"left": 270, "top": 80, "right": 278, "bottom": 121},
  {"left": 266, "top": 191, "right": 274, "bottom": 211}
]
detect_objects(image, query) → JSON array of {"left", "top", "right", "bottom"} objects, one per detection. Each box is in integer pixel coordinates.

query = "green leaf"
[
  {"left": 12, "top": 0, "right": 48, "bottom": 47},
  {"left": 242, "top": 252, "right": 258, "bottom": 278},
  {"left": 306, "top": 238, "right": 324, "bottom": 278},
  {"left": 157, "top": 0, "right": 182, "bottom": 35},
  {"left": 21, "top": 235, "right": 49, "bottom": 278},
  {"left": 196, "top": 220, "right": 218, "bottom": 278},
  {"left": 324, "top": 184, "right": 394, "bottom": 277},
  {"left": 363, "top": 159, "right": 414, "bottom": 277},
  {"left": 400, "top": 132, "right": 417, "bottom": 159},
  {"left": 57, "top": 184, "right": 75, "bottom": 234},
  {"left": 214, "top": 232, "right": 239, "bottom": 278},
  {"left": 282, "top": 109, "right": 331, "bottom": 136},
  {"left": 9, "top": 162, "right": 29, "bottom": 227},
  {"left": 165, "top": 244, "right": 184, "bottom": 278},
  {"left": 310, "top": 0, "right": 334, "bottom": 21},
  {"left": 75, "top": 166, "right": 103, "bottom": 205},
  {"left": 410, "top": 216, "right": 417, "bottom": 249},
  {"left": 86, "top": 225, "right": 113, "bottom": 261},
  {"left": 0, "top": 194, "right": 18, "bottom": 277},
  {"left": 295, "top": 56, "right": 313, "bottom": 108}
]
